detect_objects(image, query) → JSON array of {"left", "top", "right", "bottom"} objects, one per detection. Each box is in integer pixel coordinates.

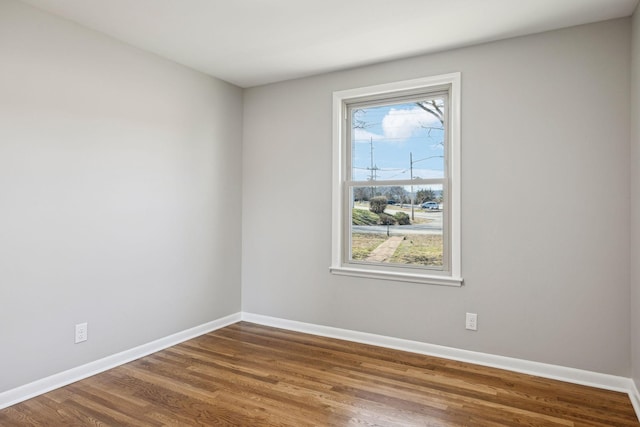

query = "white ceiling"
[{"left": 19, "top": 0, "right": 639, "bottom": 88}]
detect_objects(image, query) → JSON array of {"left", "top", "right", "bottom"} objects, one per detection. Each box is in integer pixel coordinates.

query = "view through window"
[{"left": 347, "top": 94, "right": 448, "bottom": 270}]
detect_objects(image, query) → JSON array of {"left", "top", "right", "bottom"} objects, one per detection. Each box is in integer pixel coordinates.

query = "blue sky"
[{"left": 351, "top": 100, "right": 445, "bottom": 182}]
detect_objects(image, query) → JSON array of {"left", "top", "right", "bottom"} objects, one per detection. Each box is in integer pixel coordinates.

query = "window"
[{"left": 330, "top": 73, "right": 462, "bottom": 286}]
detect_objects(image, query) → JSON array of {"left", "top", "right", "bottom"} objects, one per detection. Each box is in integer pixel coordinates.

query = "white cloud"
[
  {"left": 353, "top": 128, "right": 384, "bottom": 143},
  {"left": 411, "top": 168, "right": 445, "bottom": 179},
  {"left": 382, "top": 107, "right": 440, "bottom": 141}
]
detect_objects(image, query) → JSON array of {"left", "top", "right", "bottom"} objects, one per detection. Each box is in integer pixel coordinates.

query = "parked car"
[
  {"left": 387, "top": 200, "right": 397, "bottom": 205},
  {"left": 421, "top": 201, "right": 440, "bottom": 210}
]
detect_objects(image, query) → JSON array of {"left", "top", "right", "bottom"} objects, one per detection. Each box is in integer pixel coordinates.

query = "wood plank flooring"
[{"left": 1, "top": 321, "right": 638, "bottom": 426}]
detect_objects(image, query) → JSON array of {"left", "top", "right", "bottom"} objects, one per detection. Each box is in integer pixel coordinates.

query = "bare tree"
[{"left": 415, "top": 100, "right": 444, "bottom": 126}]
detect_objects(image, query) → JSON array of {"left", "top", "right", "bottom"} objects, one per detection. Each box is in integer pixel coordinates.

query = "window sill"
[{"left": 329, "top": 266, "right": 463, "bottom": 287}]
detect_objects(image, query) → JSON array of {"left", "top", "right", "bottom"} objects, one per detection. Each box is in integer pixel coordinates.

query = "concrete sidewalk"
[{"left": 365, "top": 235, "right": 405, "bottom": 263}]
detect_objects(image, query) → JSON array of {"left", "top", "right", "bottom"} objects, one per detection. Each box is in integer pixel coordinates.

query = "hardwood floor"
[{"left": 1, "top": 321, "right": 638, "bottom": 426}]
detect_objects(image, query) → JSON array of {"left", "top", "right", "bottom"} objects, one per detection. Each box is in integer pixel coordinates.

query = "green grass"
[
  {"left": 352, "top": 208, "right": 379, "bottom": 225},
  {"left": 390, "top": 234, "right": 443, "bottom": 266},
  {"left": 351, "top": 232, "right": 443, "bottom": 265},
  {"left": 351, "top": 233, "right": 388, "bottom": 260}
]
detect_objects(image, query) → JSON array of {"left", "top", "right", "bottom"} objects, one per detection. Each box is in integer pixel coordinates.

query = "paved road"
[{"left": 352, "top": 223, "right": 442, "bottom": 235}]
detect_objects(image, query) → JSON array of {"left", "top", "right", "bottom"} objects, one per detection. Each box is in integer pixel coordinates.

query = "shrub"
[
  {"left": 369, "top": 196, "right": 388, "bottom": 214},
  {"left": 378, "top": 212, "right": 397, "bottom": 225},
  {"left": 395, "top": 212, "right": 410, "bottom": 225}
]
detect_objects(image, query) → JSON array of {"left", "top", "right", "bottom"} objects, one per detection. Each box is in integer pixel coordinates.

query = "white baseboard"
[
  {"left": 241, "top": 312, "right": 640, "bottom": 421},
  {"left": 2, "top": 310, "right": 638, "bottom": 423},
  {"left": 0, "top": 312, "right": 241, "bottom": 410}
]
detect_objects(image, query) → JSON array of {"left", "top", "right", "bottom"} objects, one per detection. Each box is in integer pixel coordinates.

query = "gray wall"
[
  {"left": 242, "top": 19, "right": 632, "bottom": 376},
  {"left": 631, "top": 6, "right": 640, "bottom": 390},
  {"left": 0, "top": 0, "right": 242, "bottom": 392}
]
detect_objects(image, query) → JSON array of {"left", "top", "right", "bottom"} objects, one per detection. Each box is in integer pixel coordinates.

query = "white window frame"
[{"left": 330, "top": 73, "right": 462, "bottom": 286}]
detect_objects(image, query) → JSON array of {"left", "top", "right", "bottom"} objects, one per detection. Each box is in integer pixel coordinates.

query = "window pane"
[
  {"left": 350, "top": 184, "right": 444, "bottom": 268},
  {"left": 351, "top": 98, "right": 445, "bottom": 182}
]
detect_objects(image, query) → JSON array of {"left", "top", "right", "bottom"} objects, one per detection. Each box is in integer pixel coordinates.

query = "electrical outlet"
[
  {"left": 465, "top": 313, "right": 477, "bottom": 331},
  {"left": 75, "top": 322, "right": 88, "bottom": 343}
]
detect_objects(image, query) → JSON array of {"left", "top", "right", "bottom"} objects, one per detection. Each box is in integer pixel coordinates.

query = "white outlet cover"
[{"left": 465, "top": 313, "right": 477, "bottom": 331}]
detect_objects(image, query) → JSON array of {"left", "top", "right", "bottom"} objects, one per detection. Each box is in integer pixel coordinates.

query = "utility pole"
[
  {"left": 408, "top": 153, "right": 443, "bottom": 220},
  {"left": 410, "top": 152, "right": 414, "bottom": 220},
  {"left": 370, "top": 137, "right": 375, "bottom": 199}
]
